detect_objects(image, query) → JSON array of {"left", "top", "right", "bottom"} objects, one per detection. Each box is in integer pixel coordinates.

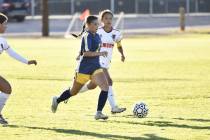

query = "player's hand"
[
  {"left": 76, "top": 55, "right": 80, "bottom": 60},
  {"left": 28, "top": 60, "right": 37, "bottom": 65},
  {"left": 100, "top": 51, "right": 108, "bottom": 57},
  {"left": 121, "top": 55, "right": 125, "bottom": 62}
]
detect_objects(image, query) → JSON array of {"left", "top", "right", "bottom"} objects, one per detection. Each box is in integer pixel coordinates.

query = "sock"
[
  {"left": 0, "top": 92, "right": 9, "bottom": 115},
  {"left": 57, "top": 89, "right": 72, "bottom": 104},
  {"left": 97, "top": 90, "right": 108, "bottom": 112},
  {"left": 108, "top": 86, "right": 117, "bottom": 109},
  {"left": 79, "top": 84, "right": 89, "bottom": 93}
]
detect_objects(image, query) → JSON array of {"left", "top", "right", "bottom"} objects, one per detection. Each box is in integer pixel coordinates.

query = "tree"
[{"left": 42, "top": 0, "right": 49, "bottom": 36}]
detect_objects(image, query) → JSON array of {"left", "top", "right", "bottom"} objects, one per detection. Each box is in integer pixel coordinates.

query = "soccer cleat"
[
  {"left": 95, "top": 112, "right": 108, "bottom": 120},
  {"left": 51, "top": 96, "right": 59, "bottom": 113},
  {"left": 111, "top": 106, "right": 126, "bottom": 114},
  {"left": 0, "top": 115, "right": 8, "bottom": 125}
]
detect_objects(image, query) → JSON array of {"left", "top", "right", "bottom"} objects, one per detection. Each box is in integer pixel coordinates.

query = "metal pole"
[
  {"left": 186, "top": 0, "right": 190, "bottom": 14},
  {"left": 31, "top": 0, "right": 35, "bottom": 18},
  {"left": 149, "top": 0, "right": 153, "bottom": 15},
  {"left": 71, "top": 0, "right": 74, "bottom": 14},
  {"left": 165, "top": 0, "right": 168, "bottom": 13},
  {"left": 135, "top": 0, "right": 138, "bottom": 14},
  {"left": 195, "top": 0, "right": 199, "bottom": 13},
  {"left": 111, "top": 0, "right": 114, "bottom": 13}
]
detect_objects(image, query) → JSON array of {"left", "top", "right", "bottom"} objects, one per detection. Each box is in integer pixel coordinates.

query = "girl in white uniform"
[
  {"left": 0, "top": 13, "right": 37, "bottom": 125},
  {"left": 79, "top": 10, "right": 126, "bottom": 114}
]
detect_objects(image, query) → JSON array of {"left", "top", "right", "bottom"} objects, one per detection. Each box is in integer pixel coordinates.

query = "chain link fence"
[{"left": 31, "top": 0, "right": 210, "bottom": 16}]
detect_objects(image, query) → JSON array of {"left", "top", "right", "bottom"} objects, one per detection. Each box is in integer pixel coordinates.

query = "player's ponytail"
[
  {"left": 71, "top": 23, "right": 86, "bottom": 38},
  {"left": 72, "top": 15, "right": 98, "bottom": 38},
  {"left": 0, "top": 13, "right": 8, "bottom": 24}
]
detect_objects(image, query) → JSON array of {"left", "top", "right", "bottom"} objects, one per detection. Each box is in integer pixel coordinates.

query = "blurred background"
[{"left": 1, "top": 0, "right": 210, "bottom": 36}]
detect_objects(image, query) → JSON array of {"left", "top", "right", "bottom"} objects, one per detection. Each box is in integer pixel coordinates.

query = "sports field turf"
[{"left": 0, "top": 34, "right": 210, "bottom": 140}]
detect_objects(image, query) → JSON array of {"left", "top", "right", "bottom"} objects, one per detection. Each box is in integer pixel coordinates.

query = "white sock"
[
  {"left": 0, "top": 92, "right": 10, "bottom": 115},
  {"left": 108, "top": 86, "right": 117, "bottom": 109},
  {"left": 79, "top": 84, "right": 89, "bottom": 93}
]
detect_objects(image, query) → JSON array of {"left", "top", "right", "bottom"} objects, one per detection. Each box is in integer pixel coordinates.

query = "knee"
[
  {"left": 108, "top": 78, "right": 113, "bottom": 86},
  {"left": 87, "top": 84, "right": 97, "bottom": 90},
  {"left": 3, "top": 84, "right": 12, "bottom": 94},
  {"left": 70, "top": 91, "right": 77, "bottom": 96},
  {"left": 70, "top": 89, "right": 79, "bottom": 96},
  {"left": 101, "top": 82, "right": 109, "bottom": 91}
]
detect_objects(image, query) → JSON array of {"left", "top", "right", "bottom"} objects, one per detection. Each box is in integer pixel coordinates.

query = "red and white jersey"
[{"left": 97, "top": 27, "right": 123, "bottom": 61}]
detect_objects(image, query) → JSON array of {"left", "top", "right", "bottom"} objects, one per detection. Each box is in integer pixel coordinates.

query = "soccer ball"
[{"left": 133, "top": 102, "right": 149, "bottom": 118}]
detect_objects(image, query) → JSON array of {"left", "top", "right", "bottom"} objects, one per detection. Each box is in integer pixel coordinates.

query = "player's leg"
[
  {"left": 79, "top": 80, "right": 97, "bottom": 93},
  {"left": 51, "top": 73, "right": 87, "bottom": 113},
  {"left": 0, "top": 76, "right": 12, "bottom": 125},
  {"left": 91, "top": 70, "right": 109, "bottom": 120},
  {"left": 103, "top": 69, "right": 126, "bottom": 114}
]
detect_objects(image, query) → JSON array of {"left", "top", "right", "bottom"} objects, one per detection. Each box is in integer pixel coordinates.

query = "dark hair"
[
  {"left": 0, "top": 13, "right": 8, "bottom": 24},
  {"left": 72, "top": 15, "right": 98, "bottom": 38},
  {"left": 99, "top": 9, "right": 113, "bottom": 21}
]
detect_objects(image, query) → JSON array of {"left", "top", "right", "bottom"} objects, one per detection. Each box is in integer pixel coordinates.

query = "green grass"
[{"left": 0, "top": 34, "right": 210, "bottom": 140}]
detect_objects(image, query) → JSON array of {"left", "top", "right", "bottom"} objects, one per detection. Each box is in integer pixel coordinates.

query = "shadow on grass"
[
  {"left": 16, "top": 77, "right": 69, "bottom": 81},
  {"left": 114, "top": 78, "right": 192, "bottom": 83},
  {"left": 15, "top": 77, "right": 191, "bottom": 83},
  {"left": 5, "top": 125, "right": 170, "bottom": 140},
  {"left": 108, "top": 120, "right": 210, "bottom": 130},
  {"left": 173, "top": 118, "right": 210, "bottom": 123}
]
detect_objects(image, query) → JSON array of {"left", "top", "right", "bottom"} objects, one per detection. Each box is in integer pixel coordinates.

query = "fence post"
[
  {"left": 135, "top": 0, "right": 138, "bottom": 14},
  {"left": 179, "top": 7, "right": 185, "bottom": 31},
  {"left": 195, "top": 0, "right": 199, "bottom": 13},
  {"left": 31, "top": 0, "right": 35, "bottom": 18},
  {"left": 149, "top": 0, "right": 153, "bottom": 15},
  {"left": 42, "top": 0, "right": 49, "bottom": 36},
  {"left": 111, "top": 0, "right": 115, "bottom": 13},
  {"left": 186, "top": 0, "right": 190, "bottom": 15},
  {"left": 71, "top": 0, "right": 75, "bottom": 14}
]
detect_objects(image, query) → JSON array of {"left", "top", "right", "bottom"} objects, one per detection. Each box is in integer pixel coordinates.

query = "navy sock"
[
  {"left": 97, "top": 90, "right": 108, "bottom": 111},
  {"left": 57, "top": 89, "right": 72, "bottom": 104}
]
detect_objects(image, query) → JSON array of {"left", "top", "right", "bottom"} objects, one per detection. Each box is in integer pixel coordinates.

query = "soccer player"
[
  {"left": 51, "top": 15, "right": 109, "bottom": 120},
  {"left": 0, "top": 13, "right": 37, "bottom": 125},
  {"left": 78, "top": 10, "right": 126, "bottom": 114}
]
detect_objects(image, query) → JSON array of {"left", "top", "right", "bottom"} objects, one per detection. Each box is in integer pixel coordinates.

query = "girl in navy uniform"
[
  {"left": 51, "top": 16, "right": 109, "bottom": 120},
  {"left": 78, "top": 10, "right": 126, "bottom": 114}
]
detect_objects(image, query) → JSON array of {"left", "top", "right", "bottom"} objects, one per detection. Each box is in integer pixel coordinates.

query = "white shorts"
[{"left": 100, "top": 56, "right": 111, "bottom": 69}]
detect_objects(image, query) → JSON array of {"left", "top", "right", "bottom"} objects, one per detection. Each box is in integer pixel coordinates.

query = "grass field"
[{"left": 0, "top": 34, "right": 210, "bottom": 140}]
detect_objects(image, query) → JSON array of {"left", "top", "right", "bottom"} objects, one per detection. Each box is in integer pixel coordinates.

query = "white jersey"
[
  {"left": 0, "top": 37, "right": 28, "bottom": 64},
  {"left": 97, "top": 27, "right": 122, "bottom": 69},
  {"left": 0, "top": 37, "right": 10, "bottom": 54}
]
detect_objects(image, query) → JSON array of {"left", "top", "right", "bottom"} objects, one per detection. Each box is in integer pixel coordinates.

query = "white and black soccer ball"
[{"left": 133, "top": 102, "right": 149, "bottom": 118}]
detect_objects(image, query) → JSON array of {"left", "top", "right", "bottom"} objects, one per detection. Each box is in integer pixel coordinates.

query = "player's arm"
[
  {"left": 5, "top": 47, "right": 37, "bottom": 65},
  {"left": 83, "top": 51, "right": 107, "bottom": 57},
  {"left": 82, "top": 34, "right": 107, "bottom": 57},
  {"left": 116, "top": 41, "right": 125, "bottom": 62},
  {"left": 76, "top": 51, "right": 81, "bottom": 60}
]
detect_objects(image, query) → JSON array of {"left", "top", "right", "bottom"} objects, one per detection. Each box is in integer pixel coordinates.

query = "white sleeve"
[
  {"left": 115, "top": 31, "right": 123, "bottom": 43},
  {"left": 6, "top": 47, "right": 28, "bottom": 64}
]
